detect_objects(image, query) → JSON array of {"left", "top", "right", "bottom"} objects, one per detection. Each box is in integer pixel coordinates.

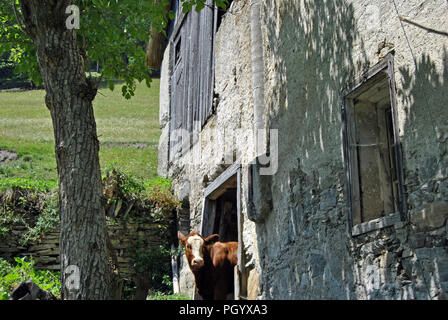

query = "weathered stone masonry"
[{"left": 159, "top": 0, "right": 448, "bottom": 299}]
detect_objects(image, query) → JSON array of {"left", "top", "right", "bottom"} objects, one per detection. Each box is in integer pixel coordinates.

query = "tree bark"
[
  {"left": 145, "top": 0, "right": 170, "bottom": 69},
  {"left": 19, "top": 0, "right": 117, "bottom": 299}
]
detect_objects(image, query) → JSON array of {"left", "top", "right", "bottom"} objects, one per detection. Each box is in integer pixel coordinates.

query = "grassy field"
[{"left": 0, "top": 79, "right": 161, "bottom": 184}]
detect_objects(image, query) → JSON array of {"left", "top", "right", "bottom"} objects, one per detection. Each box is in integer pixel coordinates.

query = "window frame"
[{"left": 341, "top": 52, "right": 407, "bottom": 237}]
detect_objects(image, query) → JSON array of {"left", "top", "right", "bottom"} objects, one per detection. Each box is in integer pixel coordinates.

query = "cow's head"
[{"left": 178, "top": 231, "right": 219, "bottom": 272}]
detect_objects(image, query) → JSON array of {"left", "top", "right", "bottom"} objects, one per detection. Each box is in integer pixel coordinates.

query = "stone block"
[
  {"left": 157, "top": 125, "right": 170, "bottom": 178},
  {"left": 409, "top": 232, "right": 426, "bottom": 249},
  {"left": 307, "top": 254, "right": 326, "bottom": 279},
  {"left": 247, "top": 268, "right": 259, "bottom": 300},
  {"left": 437, "top": 257, "right": 448, "bottom": 282},
  {"left": 159, "top": 42, "right": 171, "bottom": 128},
  {"left": 410, "top": 201, "right": 448, "bottom": 232},
  {"left": 380, "top": 251, "right": 395, "bottom": 269},
  {"left": 319, "top": 189, "right": 337, "bottom": 211}
]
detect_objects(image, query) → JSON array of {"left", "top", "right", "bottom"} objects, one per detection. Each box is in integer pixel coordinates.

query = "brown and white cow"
[{"left": 178, "top": 231, "right": 238, "bottom": 300}]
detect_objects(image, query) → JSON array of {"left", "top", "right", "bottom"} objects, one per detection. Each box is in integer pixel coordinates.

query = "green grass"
[
  {"left": 0, "top": 177, "right": 57, "bottom": 192},
  {"left": 0, "top": 79, "right": 161, "bottom": 182}
]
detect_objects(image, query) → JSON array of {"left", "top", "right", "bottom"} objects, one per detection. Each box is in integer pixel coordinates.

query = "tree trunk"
[
  {"left": 145, "top": 0, "right": 170, "bottom": 69},
  {"left": 19, "top": 0, "right": 117, "bottom": 299}
]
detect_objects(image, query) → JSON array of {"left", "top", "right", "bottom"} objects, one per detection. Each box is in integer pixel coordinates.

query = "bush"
[
  {"left": 133, "top": 245, "right": 174, "bottom": 293},
  {"left": 21, "top": 192, "right": 59, "bottom": 244},
  {"left": 102, "top": 167, "right": 180, "bottom": 212},
  {"left": 145, "top": 177, "right": 180, "bottom": 211},
  {"left": 147, "top": 292, "right": 191, "bottom": 300},
  {"left": 0, "top": 257, "right": 61, "bottom": 300},
  {"left": 0, "top": 188, "right": 60, "bottom": 244}
]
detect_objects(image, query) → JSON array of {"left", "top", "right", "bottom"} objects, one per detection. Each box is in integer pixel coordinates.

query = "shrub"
[
  {"left": 147, "top": 292, "right": 191, "bottom": 300},
  {"left": 132, "top": 245, "right": 173, "bottom": 293},
  {"left": 102, "top": 167, "right": 180, "bottom": 212},
  {"left": 0, "top": 188, "right": 60, "bottom": 244},
  {"left": 145, "top": 177, "right": 180, "bottom": 211},
  {"left": 21, "top": 192, "right": 60, "bottom": 244},
  {"left": 0, "top": 257, "right": 61, "bottom": 300}
]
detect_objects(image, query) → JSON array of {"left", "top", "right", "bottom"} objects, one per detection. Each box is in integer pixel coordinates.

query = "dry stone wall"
[
  {"left": 0, "top": 227, "right": 60, "bottom": 270},
  {"left": 0, "top": 216, "right": 170, "bottom": 281}
]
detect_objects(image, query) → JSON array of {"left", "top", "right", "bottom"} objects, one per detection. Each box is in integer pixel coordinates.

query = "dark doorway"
[
  {"left": 213, "top": 188, "right": 238, "bottom": 242},
  {"left": 199, "top": 161, "right": 242, "bottom": 300}
]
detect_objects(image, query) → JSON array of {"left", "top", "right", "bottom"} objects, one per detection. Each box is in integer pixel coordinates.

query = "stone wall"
[
  {"left": 254, "top": 0, "right": 448, "bottom": 300},
  {"left": 0, "top": 227, "right": 60, "bottom": 270},
  {"left": 159, "top": 0, "right": 448, "bottom": 299},
  {"left": 0, "top": 216, "right": 171, "bottom": 281}
]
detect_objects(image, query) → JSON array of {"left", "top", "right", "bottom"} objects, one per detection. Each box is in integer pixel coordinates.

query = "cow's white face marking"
[{"left": 187, "top": 235, "right": 205, "bottom": 268}]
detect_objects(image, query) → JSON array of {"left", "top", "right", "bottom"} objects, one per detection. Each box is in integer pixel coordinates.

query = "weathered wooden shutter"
[
  {"left": 199, "top": 0, "right": 215, "bottom": 128},
  {"left": 169, "top": 0, "right": 216, "bottom": 160},
  {"left": 169, "top": 30, "right": 184, "bottom": 160},
  {"left": 188, "top": 10, "right": 201, "bottom": 142}
]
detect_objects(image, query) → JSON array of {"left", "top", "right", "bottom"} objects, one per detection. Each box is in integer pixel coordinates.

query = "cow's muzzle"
[{"left": 191, "top": 258, "right": 204, "bottom": 270}]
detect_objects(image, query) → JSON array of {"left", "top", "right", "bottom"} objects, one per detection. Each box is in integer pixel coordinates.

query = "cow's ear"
[
  {"left": 204, "top": 234, "right": 219, "bottom": 245},
  {"left": 178, "top": 231, "right": 186, "bottom": 245}
]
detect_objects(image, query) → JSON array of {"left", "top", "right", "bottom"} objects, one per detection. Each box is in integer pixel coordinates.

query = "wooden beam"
[{"left": 204, "top": 160, "right": 242, "bottom": 199}]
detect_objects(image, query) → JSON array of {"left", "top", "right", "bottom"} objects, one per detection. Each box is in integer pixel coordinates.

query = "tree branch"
[
  {"left": 18, "top": 0, "right": 36, "bottom": 40},
  {"left": 399, "top": 16, "right": 448, "bottom": 37},
  {"left": 9, "top": 0, "right": 29, "bottom": 36}
]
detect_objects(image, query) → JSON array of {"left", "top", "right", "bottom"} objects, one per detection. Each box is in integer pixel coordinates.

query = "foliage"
[
  {"left": 0, "top": 257, "right": 61, "bottom": 300},
  {"left": 180, "top": 0, "right": 230, "bottom": 12},
  {"left": 0, "top": 0, "right": 231, "bottom": 97},
  {"left": 0, "top": 188, "right": 60, "bottom": 244},
  {"left": 147, "top": 291, "right": 191, "bottom": 300},
  {"left": 1, "top": 0, "right": 161, "bottom": 96},
  {"left": 103, "top": 166, "right": 179, "bottom": 212},
  {"left": 0, "top": 177, "right": 57, "bottom": 193},
  {"left": 21, "top": 192, "right": 59, "bottom": 245},
  {"left": 0, "top": 1, "right": 41, "bottom": 85},
  {"left": 145, "top": 176, "right": 180, "bottom": 210},
  {"left": 0, "top": 205, "right": 25, "bottom": 239},
  {"left": 132, "top": 245, "right": 175, "bottom": 293},
  {"left": 102, "top": 167, "right": 146, "bottom": 198},
  {"left": 121, "top": 279, "right": 138, "bottom": 300}
]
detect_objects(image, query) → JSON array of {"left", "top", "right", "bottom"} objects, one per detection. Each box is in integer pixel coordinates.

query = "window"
[{"left": 342, "top": 53, "right": 406, "bottom": 236}]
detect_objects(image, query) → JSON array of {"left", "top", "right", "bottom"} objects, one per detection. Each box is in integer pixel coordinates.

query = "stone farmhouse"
[{"left": 155, "top": 0, "right": 448, "bottom": 299}]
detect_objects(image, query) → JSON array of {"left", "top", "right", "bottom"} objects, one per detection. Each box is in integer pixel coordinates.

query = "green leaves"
[
  {"left": 0, "top": 257, "right": 61, "bottom": 300},
  {"left": 180, "top": 0, "right": 230, "bottom": 13},
  {"left": 72, "top": 0, "right": 170, "bottom": 97},
  {"left": 0, "top": 0, "right": 225, "bottom": 99},
  {"left": 0, "top": 1, "right": 43, "bottom": 86}
]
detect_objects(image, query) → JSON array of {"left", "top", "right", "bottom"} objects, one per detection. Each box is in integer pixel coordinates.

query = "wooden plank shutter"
[
  {"left": 199, "top": 0, "right": 215, "bottom": 128},
  {"left": 169, "top": 30, "right": 184, "bottom": 161},
  {"left": 188, "top": 10, "right": 201, "bottom": 143},
  {"left": 169, "top": 0, "right": 216, "bottom": 159}
]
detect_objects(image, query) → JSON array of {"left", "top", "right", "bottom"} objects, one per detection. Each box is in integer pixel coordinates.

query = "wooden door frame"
[{"left": 199, "top": 160, "right": 243, "bottom": 299}]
